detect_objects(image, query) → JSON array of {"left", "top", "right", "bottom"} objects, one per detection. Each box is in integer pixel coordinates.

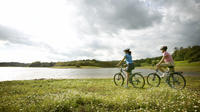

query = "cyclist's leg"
[
  {"left": 157, "top": 63, "right": 167, "bottom": 72},
  {"left": 126, "top": 72, "right": 130, "bottom": 86},
  {"left": 125, "top": 63, "right": 134, "bottom": 87},
  {"left": 168, "top": 62, "right": 175, "bottom": 72},
  {"left": 159, "top": 63, "right": 171, "bottom": 77}
]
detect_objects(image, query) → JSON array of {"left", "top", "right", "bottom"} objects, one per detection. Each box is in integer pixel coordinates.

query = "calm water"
[
  {"left": 0, "top": 67, "right": 155, "bottom": 81},
  {"left": 0, "top": 67, "right": 198, "bottom": 81}
]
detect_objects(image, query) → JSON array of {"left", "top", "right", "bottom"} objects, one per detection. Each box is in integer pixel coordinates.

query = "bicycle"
[
  {"left": 147, "top": 66, "right": 186, "bottom": 90},
  {"left": 113, "top": 64, "right": 145, "bottom": 88}
]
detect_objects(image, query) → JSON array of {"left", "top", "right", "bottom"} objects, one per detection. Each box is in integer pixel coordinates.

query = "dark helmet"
[
  {"left": 124, "top": 48, "right": 130, "bottom": 52},
  {"left": 160, "top": 46, "right": 167, "bottom": 51},
  {"left": 124, "top": 48, "right": 131, "bottom": 55}
]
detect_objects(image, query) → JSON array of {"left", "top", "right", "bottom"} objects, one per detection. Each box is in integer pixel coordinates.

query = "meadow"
[
  {"left": 0, "top": 76, "right": 200, "bottom": 112},
  {"left": 138, "top": 61, "right": 200, "bottom": 73}
]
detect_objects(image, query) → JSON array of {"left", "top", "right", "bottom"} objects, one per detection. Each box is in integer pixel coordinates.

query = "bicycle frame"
[
  {"left": 156, "top": 68, "right": 183, "bottom": 77},
  {"left": 119, "top": 66, "right": 127, "bottom": 78},
  {"left": 156, "top": 68, "right": 184, "bottom": 85},
  {"left": 147, "top": 66, "right": 186, "bottom": 89},
  {"left": 114, "top": 64, "right": 145, "bottom": 88},
  {"left": 119, "top": 65, "right": 141, "bottom": 79}
]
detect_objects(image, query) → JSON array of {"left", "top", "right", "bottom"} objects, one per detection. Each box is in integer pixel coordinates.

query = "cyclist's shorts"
[
  {"left": 160, "top": 62, "right": 174, "bottom": 67},
  {"left": 160, "top": 62, "right": 175, "bottom": 72},
  {"left": 126, "top": 63, "right": 134, "bottom": 73}
]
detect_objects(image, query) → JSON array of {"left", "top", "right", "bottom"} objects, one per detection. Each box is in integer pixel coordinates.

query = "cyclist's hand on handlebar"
[
  {"left": 156, "top": 63, "right": 161, "bottom": 69},
  {"left": 123, "top": 64, "right": 127, "bottom": 67},
  {"left": 116, "top": 64, "right": 120, "bottom": 67}
]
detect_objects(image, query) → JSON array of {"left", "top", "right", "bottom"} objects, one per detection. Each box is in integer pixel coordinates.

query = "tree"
[{"left": 29, "top": 61, "right": 41, "bottom": 67}]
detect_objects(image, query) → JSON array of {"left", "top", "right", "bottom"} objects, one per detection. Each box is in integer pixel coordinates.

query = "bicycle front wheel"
[
  {"left": 113, "top": 73, "right": 124, "bottom": 86},
  {"left": 130, "top": 73, "right": 145, "bottom": 88},
  {"left": 168, "top": 72, "right": 186, "bottom": 90},
  {"left": 147, "top": 73, "right": 161, "bottom": 87}
]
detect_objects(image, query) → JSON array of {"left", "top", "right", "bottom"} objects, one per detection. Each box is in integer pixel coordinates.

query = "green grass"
[
  {"left": 174, "top": 61, "right": 200, "bottom": 66},
  {"left": 0, "top": 77, "right": 200, "bottom": 112},
  {"left": 137, "top": 61, "right": 200, "bottom": 73}
]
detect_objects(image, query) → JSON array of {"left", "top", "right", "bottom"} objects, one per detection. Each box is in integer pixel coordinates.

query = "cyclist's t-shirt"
[
  {"left": 125, "top": 54, "right": 133, "bottom": 64},
  {"left": 163, "top": 51, "right": 174, "bottom": 63}
]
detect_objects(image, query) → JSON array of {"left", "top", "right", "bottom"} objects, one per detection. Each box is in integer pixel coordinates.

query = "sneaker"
[{"left": 161, "top": 73, "right": 166, "bottom": 78}]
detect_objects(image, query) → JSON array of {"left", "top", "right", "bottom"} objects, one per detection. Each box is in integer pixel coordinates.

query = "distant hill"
[
  {"left": 0, "top": 62, "right": 29, "bottom": 67},
  {"left": 1, "top": 45, "right": 199, "bottom": 68},
  {"left": 55, "top": 59, "right": 119, "bottom": 68}
]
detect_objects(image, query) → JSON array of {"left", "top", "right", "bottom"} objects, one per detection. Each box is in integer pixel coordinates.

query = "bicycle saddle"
[{"left": 168, "top": 66, "right": 174, "bottom": 68}]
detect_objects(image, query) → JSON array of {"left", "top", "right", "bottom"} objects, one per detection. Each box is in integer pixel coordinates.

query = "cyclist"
[
  {"left": 156, "top": 46, "right": 174, "bottom": 77},
  {"left": 117, "top": 48, "right": 134, "bottom": 88}
]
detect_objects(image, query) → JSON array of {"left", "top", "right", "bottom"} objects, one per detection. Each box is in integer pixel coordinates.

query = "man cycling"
[{"left": 156, "top": 46, "right": 174, "bottom": 77}]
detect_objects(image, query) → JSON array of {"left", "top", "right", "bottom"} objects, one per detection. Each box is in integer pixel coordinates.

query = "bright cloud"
[{"left": 0, "top": 0, "right": 200, "bottom": 62}]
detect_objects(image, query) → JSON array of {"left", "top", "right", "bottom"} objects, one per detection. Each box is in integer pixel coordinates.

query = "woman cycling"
[
  {"left": 117, "top": 48, "right": 134, "bottom": 88},
  {"left": 156, "top": 46, "right": 174, "bottom": 77}
]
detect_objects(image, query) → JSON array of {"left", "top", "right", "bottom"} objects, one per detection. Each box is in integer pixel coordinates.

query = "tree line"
[
  {"left": 172, "top": 45, "right": 200, "bottom": 62},
  {"left": 134, "top": 45, "right": 200, "bottom": 67},
  {"left": 55, "top": 59, "right": 118, "bottom": 68},
  {"left": 0, "top": 62, "right": 55, "bottom": 67},
  {"left": 0, "top": 62, "right": 29, "bottom": 67},
  {"left": 0, "top": 45, "right": 199, "bottom": 67}
]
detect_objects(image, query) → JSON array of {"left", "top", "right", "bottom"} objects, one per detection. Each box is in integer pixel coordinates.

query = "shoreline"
[{"left": 1, "top": 73, "right": 200, "bottom": 83}]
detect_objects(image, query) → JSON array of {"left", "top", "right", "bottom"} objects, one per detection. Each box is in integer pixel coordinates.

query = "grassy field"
[
  {"left": 137, "top": 61, "right": 200, "bottom": 73},
  {"left": 0, "top": 77, "right": 200, "bottom": 112}
]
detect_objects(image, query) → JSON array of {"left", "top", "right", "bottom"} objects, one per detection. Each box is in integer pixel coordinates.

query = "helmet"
[
  {"left": 160, "top": 46, "right": 167, "bottom": 51},
  {"left": 124, "top": 48, "right": 130, "bottom": 52}
]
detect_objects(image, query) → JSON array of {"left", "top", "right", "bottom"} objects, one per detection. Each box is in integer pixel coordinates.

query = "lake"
[
  {"left": 0, "top": 67, "right": 198, "bottom": 82},
  {"left": 0, "top": 67, "right": 156, "bottom": 81}
]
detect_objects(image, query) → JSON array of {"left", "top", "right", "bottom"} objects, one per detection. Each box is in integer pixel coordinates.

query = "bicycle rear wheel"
[
  {"left": 168, "top": 72, "right": 186, "bottom": 90},
  {"left": 113, "top": 73, "right": 124, "bottom": 86},
  {"left": 147, "top": 73, "right": 161, "bottom": 87},
  {"left": 130, "top": 73, "right": 145, "bottom": 88}
]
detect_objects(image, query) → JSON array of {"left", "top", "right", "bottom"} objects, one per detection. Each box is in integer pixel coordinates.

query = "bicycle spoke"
[
  {"left": 114, "top": 73, "right": 124, "bottom": 86},
  {"left": 147, "top": 73, "right": 160, "bottom": 87},
  {"left": 168, "top": 73, "right": 186, "bottom": 90},
  {"left": 130, "top": 73, "right": 145, "bottom": 88}
]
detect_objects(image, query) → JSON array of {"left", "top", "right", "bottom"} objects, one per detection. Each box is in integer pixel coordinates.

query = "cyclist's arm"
[
  {"left": 117, "top": 56, "right": 125, "bottom": 66},
  {"left": 157, "top": 56, "right": 165, "bottom": 65}
]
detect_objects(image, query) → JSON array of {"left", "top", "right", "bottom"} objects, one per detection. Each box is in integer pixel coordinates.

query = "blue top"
[{"left": 125, "top": 54, "right": 133, "bottom": 64}]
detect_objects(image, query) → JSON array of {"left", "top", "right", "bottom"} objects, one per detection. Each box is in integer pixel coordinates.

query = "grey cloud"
[
  {"left": 0, "top": 25, "right": 102, "bottom": 59},
  {"left": 72, "top": 0, "right": 162, "bottom": 34},
  {"left": 87, "top": 39, "right": 111, "bottom": 50},
  {"left": 131, "top": 0, "right": 200, "bottom": 52},
  {"left": 0, "top": 25, "right": 69, "bottom": 59},
  {"left": 55, "top": 49, "right": 97, "bottom": 59},
  {"left": 0, "top": 25, "right": 33, "bottom": 45},
  {"left": 176, "top": 22, "right": 200, "bottom": 46},
  {"left": 71, "top": 0, "right": 200, "bottom": 60},
  {"left": 42, "top": 43, "right": 97, "bottom": 59},
  {"left": 161, "top": 0, "right": 200, "bottom": 46},
  {"left": 151, "top": 0, "right": 200, "bottom": 8},
  {"left": 1, "top": 0, "right": 200, "bottom": 62}
]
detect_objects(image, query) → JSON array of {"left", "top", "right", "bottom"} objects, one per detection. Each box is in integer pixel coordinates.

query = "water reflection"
[{"left": 0, "top": 67, "right": 196, "bottom": 81}]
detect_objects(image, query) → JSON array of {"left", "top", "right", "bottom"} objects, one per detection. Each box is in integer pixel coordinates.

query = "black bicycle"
[
  {"left": 147, "top": 66, "right": 186, "bottom": 89},
  {"left": 114, "top": 64, "right": 145, "bottom": 88}
]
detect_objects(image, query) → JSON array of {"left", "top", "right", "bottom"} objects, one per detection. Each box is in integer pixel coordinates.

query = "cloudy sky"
[{"left": 0, "top": 0, "right": 200, "bottom": 62}]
